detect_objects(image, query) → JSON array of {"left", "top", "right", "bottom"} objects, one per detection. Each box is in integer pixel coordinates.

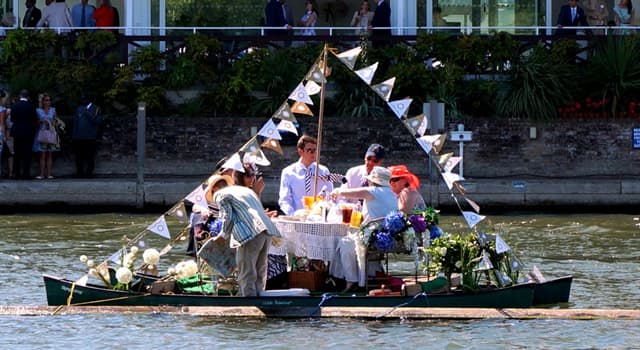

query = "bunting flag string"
[
  {"left": 185, "top": 182, "right": 210, "bottom": 208},
  {"left": 257, "top": 119, "right": 282, "bottom": 140},
  {"left": 220, "top": 153, "right": 244, "bottom": 172},
  {"left": 277, "top": 120, "right": 299, "bottom": 136},
  {"left": 443, "top": 156, "right": 462, "bottom": 173},
  {"left": 354, "top": 62, "right": 378, "bottom": 85},
  {"left": 404, "top": 114, "right": 428, "bottom": 136},
  {"left": 441, "top": 171, "right": 462, "bottom": 190},
  {"left": 475, "top": 250, "right": 494, "bottom": 271},
  {"left": 305, "top": 80, "right": 322, "bottom": 96},
  {"left": 437, "top": 152, "right": 453, "bottom": 168},
  {"left": 288, "top": 82, "right": 314, "bottom": 105},
  {"left": 147, "top": 215, "right": 171, "bottom": 239},
  {"left": 305, "top": 63, "right": 327, "bottom": 83},
  {"left": 244, "top": 148, "right": 271, "bottom": 167},
  {"left": 464, "top": 196, "right": 481, "bottom": 213},
  {"left": 108, "top": 250, "right": 122, "bottom": 264},
  {"left": 388, "top": 98, "right": 413, "bottom": 118},
  {"left": 509, "top": 252, "right": 524, "bottom": 272},
  {"left": 291, "top": 101, "right": 314, "bottom": 116},
  {"left": 495, "top": 234, "right": 511, "bottom": 254},
  {"left": 272, "top": 102, "right": 296, "bottom": 121},
  {"left": 371, "top": 77, "right": 395, "bottom": 102},
  {"left": 462, "top": 211, "right": 486, "bottom": 228},
  {"left": 261, "top": 138, "right": 284, "bottom": 155},
  {"left": 167, "top": 201, "right": 189, "bottom": 224},
  {"left": 239, "top": 136, "right": 262, "bottom": 154},
  {"left": 333, "top": 46, "right": 362, "bottom": 70}
]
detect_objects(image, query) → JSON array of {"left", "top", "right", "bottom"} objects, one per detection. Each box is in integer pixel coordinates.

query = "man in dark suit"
[
  {"left": 72, "top": 94, "right": 103, "bottom": 178},
  {"left": 22, "top": 0, "right": 42, "bottom": 28},
  {"left": 369, "top": 0, "right": 391, "bottom": 47},
  {"left": 10, "top": 90, "right": 38, "bottom": 179},
  {"left": 556, "top": 0, "right": 590, "bottom": 35},
  {"left": 265, "top": 0, "right": 292, "bottom": 37}
]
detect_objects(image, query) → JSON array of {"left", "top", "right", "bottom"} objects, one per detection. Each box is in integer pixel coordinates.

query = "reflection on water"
[{"left": 0, "top": 213, "right": 639, "bottom": 348}]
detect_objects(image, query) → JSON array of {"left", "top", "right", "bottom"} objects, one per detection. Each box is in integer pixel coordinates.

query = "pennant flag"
[
  {"left": 354, "top": 62, "right": 378, "bottom": 85},
  {"left": 495, "top": 234, "right": 511, "bottom": 254},
  {"left": 437, "top": 152, "right": 453, "bottom": 168},
  {"left": 272, "top": 102, "right": 296, "bottom": 121},
  {"left": 257, "top": 119, "right": 282, "bottom": 140},
  {"left": 185, "top": 183, "right": 210, "bottom": 208},
  {"left": 453, "top": 181, "right": 466, "bottom": 195},
  {"left": 388, "top": 98, "right": 413, "bottom": 118},
  {"left": 496, "top": 270, "right": 513, "bottom": 286},
  {"left": 432, "top": 133, "right": 447, "bottom": 154},
  {"left": 416, "top": 136, "right": 433, "bottom": 154},
  {"left": 220, "top": 153, "right": 244, "bottom": 172},
  {"left": 528, "top": 265, "right": 546, "bottom": 283},
  {"left": 462, "top": 211, "right": 486, "bottom": 228},
  {"left": 167, "top": 201, "right": 189, "bottom": 223},
  {"left": 475, "top": 250, "right": 494, "bottom": 271},
  {"left": 75, "top": 274, "right": 89, "bottom": 286},
  {"left": 509, "top": 252, "right": 524, "bottom": 272},
  {"left": 404, "top": 114, "right": 428, "bottom": 136},
  {"left": 277, "top": 120, "right": 298, "bottom": 136},
  {"left": 334, "top": 46, "right": 362, "bottom": 70},
  {"left": 291, "top": 101, "right": 314, "bottom": 116},
  {"left": 288, "top": 83, "right": 314, "bottom": 105},
  {"left": 261, "top": 138, "right": 284, "bottom": 155},
  {"left": 305, "top": 63, "right": 327, "bottom": 83},
  {"left": 444, "top": 156, "right": 462, "bottom": 173},
  {"left": 244, "top": 148, "right": 271, "bottom": 167},
  {"left": 147, "top": 215, "right": 171, "bottom": 239},
  {"left": 305, "top": 80, "right": 322, "bottom": 96},
  {"left": 476, "top": 231, "right": 489, "bottom": 247},
  {"left": 371, "top": 77, "right": 395, "bottom": 101},
  {"left": 464, "top": 196, "right": 481, "bottom": 213},
  {"left": 109, "top": 250, "right": 122, "bottom": 264},
  {"left": 239, "top": 137, "right": 261, "bottom": 154},
  {"left": 442, "top": 171, "right": 462, "bottom": 190}
]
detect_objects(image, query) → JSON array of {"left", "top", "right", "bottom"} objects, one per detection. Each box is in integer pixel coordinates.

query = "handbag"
[{"left": 37, "top": 120, "right": 58, "bottom": 145}]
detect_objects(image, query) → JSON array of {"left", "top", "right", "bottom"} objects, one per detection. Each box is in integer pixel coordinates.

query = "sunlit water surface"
[{"left": 0, "top": 213, "right": 638, "bottom": 349}]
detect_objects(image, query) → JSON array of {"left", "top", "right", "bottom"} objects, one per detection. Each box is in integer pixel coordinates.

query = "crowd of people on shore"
[
  {"left": 187, "top": 134, "right": 427, "bottom": 296},
  {"left": 0, "top": 89, "right": 102, "bottom": 180}
]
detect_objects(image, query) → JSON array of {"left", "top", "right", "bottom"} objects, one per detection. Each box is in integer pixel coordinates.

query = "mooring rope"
[
  {"left": 375, "top": 292, "right": 428, "bottom": 319},
  {"left": 51, "top": 293, "right": 153, "bottom": 316},
  {"left": 309, "top": 293, "right": 336, "bottom": 317}
]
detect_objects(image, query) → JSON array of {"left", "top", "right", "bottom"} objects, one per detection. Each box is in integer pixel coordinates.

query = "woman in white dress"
[{"left": 351, "top": 0, "right": 374, "bottom": 35}]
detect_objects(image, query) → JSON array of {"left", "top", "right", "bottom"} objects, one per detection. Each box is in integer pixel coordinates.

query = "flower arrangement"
[
  {"left": 170, "top": 260, "right": 199, "bottom": 280},
  {"left": 358, "top": 207, "right": 441, "bottom": 253}
]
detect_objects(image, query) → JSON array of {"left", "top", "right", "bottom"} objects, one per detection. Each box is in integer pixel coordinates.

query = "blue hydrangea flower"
[
  {"left": 409, "top": 214, "right": 427, "bottom": 233},
  {"left": 373, "top": 231, "right": 396, "bottom": 252},
  {"left": 208, "top": 218, "right": 223, "bottom": 235},
  {"left": 383, "top": 211, "right": 406, "bottom": 235},
  {"left": 429, "top": 225, "right": 443, "bottom": 240}
]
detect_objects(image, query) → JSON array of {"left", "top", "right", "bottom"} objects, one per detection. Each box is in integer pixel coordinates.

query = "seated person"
[
  {"left": 388, "top": 165, "right": 426, "bottom": 214},
  {"left": 329, "top": 167, "right": 398, "bottom": 291}
]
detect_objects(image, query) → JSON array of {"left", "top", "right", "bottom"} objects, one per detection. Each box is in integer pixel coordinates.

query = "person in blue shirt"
[{"left": 71, "top": 0, "right": 96, "bottom": 28}]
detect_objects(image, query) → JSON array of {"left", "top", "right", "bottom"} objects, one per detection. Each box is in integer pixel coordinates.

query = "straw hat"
[
  {"left": 204, "top": 174, "right": 233, "bottom": 203},
  {"left": 365, "top": 166, "right": 391, "bottom": 187},
  {"left": 389, "top": 165, "right": 420, "bottom": 190}
]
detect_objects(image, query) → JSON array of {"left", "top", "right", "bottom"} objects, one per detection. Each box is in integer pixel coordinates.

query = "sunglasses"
[
  {"left": 304, "top": 148, "right": 317, "bottom": 154},
  {"left": 366, "top": 157, "right": 381, "bottom": 163},
  {"left": 390, "top": 178, "right": 402, "bottom": 183}
]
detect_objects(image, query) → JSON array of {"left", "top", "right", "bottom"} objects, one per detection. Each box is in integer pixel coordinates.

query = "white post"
[{"left": 449, "top": 124, "right": 472, "bottom": 179}]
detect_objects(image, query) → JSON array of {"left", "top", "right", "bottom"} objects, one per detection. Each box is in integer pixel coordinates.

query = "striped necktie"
[{"left": 305, "top": 167, "right": 312, "bottom": 195}]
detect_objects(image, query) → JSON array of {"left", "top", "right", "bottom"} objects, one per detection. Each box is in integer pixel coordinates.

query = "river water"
[{"left": 0, "top": 213, "right": 639, "bottom": 349}]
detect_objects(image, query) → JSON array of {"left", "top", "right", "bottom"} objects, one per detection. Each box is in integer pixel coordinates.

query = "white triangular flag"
[
  {"left": 244, "top": 148, "right": 271, "bottom": 167},
  {"left": 475, "top": 250, "right": 494, "bottom": 271},
  {"left": 495, "top": 234, "right": 511, "bottom": 254},
  {"left": 239, "top": 137, "right": 261, "bottom": 154},
  {"left": 509, "top": 252, "right": 523, "bottom": 272},
  {"left": 272, "top": 102, "right": 296, "bottom": 121},
  {"left": 334, "top": 46, "right": 362, "bottom": 70},
  {"left": 257, "top": 119, "right": 282, "bottom": 140},
  {"left": 288, "top": 82, "right": 314, "bottom": 105},
  {"left": 277, "top": 120, "right": 298, "bottom": 135},
  {"left": 220, "top": 153, "right": 244, "bottom": 172},
  {"left": 437, "top": 152, "right": 453, "bottom": 168},
  {"left": 464, "top": 196, "right": 481, "bottom": 213},
  {"left": 305, "top": 63, "right": 327, "bottom": 83},
  {"left": 75, "top": 274, "right": 89, "bottom": 286},
  {"left": 354, "top": 62, "right": 378, "bottom": 85},
  {"left": 444, "top": 156, "right": 462, "bottom": 173},
  {"left": 418, "top": 133, "right": 446, "bottom": 154},
  {"left": 109, "top": 250, "right": 122, "bottom": 264},
  {"left": 388, "top": 98, "right": 412, "bottom": 118},
  {"left": 305, "top": 80, "right": 321, "bottom": 96},
  {"left": 404, "top": 114, "right": 427, "bottom": 136},
  {"left": 185, "top": 183, "right": 209, "bottom": 208},
  {"left": 441, "top": 171, "right": 462, "bottom": 190},
  {"left": 416, "top": 137, "right": 433, "bottom": 154},
  {"left": 167, "top": 201, "right": 188, "bottom": 223},
  {"left": 371, "top": 77, "right": 395, "bottom": 101},
  {"left": 462, "top": 211, "right": 486, "bottom": 228},
  {"left": 147, "top": 215, "right": 170, "bottom": 239}
]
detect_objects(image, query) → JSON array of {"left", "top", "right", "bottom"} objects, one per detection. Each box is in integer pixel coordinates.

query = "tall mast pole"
[{"left": 313, "top": 43, "right": 328, "bottom": 197}]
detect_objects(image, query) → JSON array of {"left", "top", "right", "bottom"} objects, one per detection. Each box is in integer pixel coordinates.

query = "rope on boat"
[
  {"left": 374, "top": 292, "right": 428, "bottom": 319},
  {"left": 309, "top": 293, "right": 336, "bottom": 317},
  {"left": 51, "top": 293, "right": 153, "bottom": 315}
]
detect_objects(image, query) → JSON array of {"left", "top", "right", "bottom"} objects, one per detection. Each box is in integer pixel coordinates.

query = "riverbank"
[{"left": 1, "top": 174, "right": 638, "bottom": 214}]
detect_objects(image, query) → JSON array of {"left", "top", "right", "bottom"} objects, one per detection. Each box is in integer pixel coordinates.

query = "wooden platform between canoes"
[{"left": 1, "top": 306, "right": 639, "bottom": 320}]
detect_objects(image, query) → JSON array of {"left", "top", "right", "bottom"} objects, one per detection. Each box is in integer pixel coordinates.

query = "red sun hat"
[{"left": 388, "top": 165, "right": 420, "bottom": 190}]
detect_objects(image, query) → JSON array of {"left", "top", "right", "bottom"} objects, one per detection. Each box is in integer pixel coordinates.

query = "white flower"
[
  {"left": 79, "top": 255, "right": 88, "bottom": 263},
  {"left": 86, "top": 259, "right": 95, "bottom": 268},
  {"left": 175, "top": 260, "right": 198, "bottom": 279},
  {"left": 440, "top": 247, "right": 447, "bottom": 256},
  {"left": 88, "top": 268, "right": 97, "bottom": 276},
  {"left": 130, "top": 246, "right": 139, "bottom": 254},
  {"left": 143, "top": 248, "right": 160, "bottom": 265},
  {"left": 115, "top": 267, "right": 133, "bottom": 284},
  {"left": 168, "top": 267, "right": 176, "bottom": 275}
]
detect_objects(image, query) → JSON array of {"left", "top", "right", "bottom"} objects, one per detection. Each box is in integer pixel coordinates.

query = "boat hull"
[
  {"left": 43, "top": 274, "right": 536, "bottom": 310},
  {"left": 532, "top": 275, "right": 573, "bottom": 305}
]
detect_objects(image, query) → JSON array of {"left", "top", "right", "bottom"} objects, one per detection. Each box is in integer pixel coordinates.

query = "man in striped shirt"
[{"left": 211, "top": 176, "right": 282, "bottom": 297}]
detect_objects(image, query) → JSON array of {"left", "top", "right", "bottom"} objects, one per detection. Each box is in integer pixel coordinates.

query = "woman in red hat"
[{"left": 388, "top": 165, "right": 426, "bottom": 214}]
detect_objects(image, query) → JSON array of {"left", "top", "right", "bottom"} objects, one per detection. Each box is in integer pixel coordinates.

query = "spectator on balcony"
[
  {"left": 351, "top": 0, "right": 374, "bottom": 35},
  {"left": 369, "top": 0, "right": 391, "bottom": 47},
  {"left": 556, "top": 0, "right": 590, "bottom": 35},
  {"left": 613, "top": 0, "right": 634, "bottom": 34},
  {"left": 586, "top": 0, "right": 610, "bottom": 26},
  {"left": 71, "top": 0, "right": 96, "bottom": 29},
  {"left": 298, "top": 0, "right": 318, "bottom": 36},
  {"left": 265, "top": 0, "right": 293, "bottom": 37},
  {"left": 94, "top": 0, "right": 119, "bottom": 33},
  {"left": 0, "top": 12, "right": 16, "bottom": 36},
  {"left": 36, "top": 0, "right": 73, "bottom": 33},
  {"left": 22, "top": 0, "right": 41, "bottom": 28}
]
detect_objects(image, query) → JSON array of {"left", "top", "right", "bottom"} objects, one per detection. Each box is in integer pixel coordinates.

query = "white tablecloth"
[{"left": 270, "top": 219, "right": 350, "bottom": 262}]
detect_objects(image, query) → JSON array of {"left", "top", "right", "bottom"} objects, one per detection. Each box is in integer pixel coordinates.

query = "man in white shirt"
[
  {"left": 278, "top": 135, "right": 333, "bottom": 216},
  {"left": 342, "top": 143, "right": 385, "bottom": 189}
]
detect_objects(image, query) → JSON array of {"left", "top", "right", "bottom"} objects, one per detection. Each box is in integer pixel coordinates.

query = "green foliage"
[
  {"left": 167, "top": 0, "right": 264, "bottom": 27},
  {"left": 584, "top": 35, "right": 640, "bottom": 115},
  {"left": 165, "top": 34, "right": 223, "bottom": 88},
  {"left": 497, "top": 46, "right": 575, "bottom": 120},
  {"left": 137, "top": 85, "right": 166, "bottom": 112},
  {"left": 458, "top": 79, "right": 498, "bottom": 118}
]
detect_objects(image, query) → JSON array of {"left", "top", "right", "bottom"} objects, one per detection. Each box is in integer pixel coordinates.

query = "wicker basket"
[{"left": 287, "top": 271, "right": 324, "bottom": 291}]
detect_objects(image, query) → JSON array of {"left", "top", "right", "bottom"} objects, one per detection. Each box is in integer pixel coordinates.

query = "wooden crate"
[{"left": 288, "top": 271, "right": 324, "bottom": 291}]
